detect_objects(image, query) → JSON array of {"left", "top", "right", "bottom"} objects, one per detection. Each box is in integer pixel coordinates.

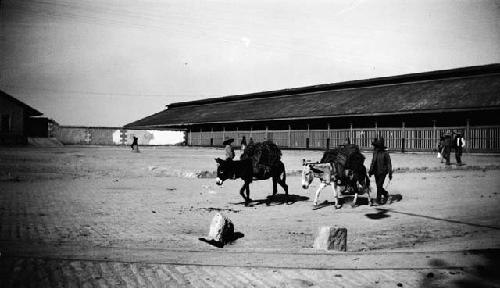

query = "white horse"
[{"left": 301, "top": 160, "right": 372, "bottom": 208}]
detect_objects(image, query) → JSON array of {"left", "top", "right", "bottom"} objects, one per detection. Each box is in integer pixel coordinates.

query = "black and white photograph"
[{"left": 1, "top": 0, "right": 500, "bottom": 287}]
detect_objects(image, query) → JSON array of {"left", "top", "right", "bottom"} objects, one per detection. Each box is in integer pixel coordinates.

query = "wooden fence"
[{"left": 188, "top": 125, "right": 500, "bottom": 152}]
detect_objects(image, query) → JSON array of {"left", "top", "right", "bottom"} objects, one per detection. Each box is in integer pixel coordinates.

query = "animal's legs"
[
  {"left": 245, "top": 183, "right": 251, "bottom": 202},
  {"left": 240, "top": 182, "right": 251, "bottom": 206},
  {"left": 352, "top": 193, "right": 358, "bottom": 207},
  {"left": 331, "top": 183, "right": 341, "bottom": 209},
  {"left": 239, "top": 183, "right": 247, "bottom": 201},
  {"left": 272, "top": 176, "right": 278, "bottom": 196},
  {"left": 313, "top": 182, "right": 326, "bottom": 205}
]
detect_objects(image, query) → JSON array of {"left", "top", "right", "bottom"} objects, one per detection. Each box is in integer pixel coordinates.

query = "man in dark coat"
[
  {"left": 443, "top": 132, "right": 452, "bottom": 166},
  {"left": 130, "top": 136, "right": 139, "bottom": 152},
  {"left": 223, "top": 138, "right": 235, "bottom": 160},
  {"left": 454, "top": 131, "right": 465, "bottom": 165},
  {"left": 369, "top": 138, "right": 392, "bottom": 205}
]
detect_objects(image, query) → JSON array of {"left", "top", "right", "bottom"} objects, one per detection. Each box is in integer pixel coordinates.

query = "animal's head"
[
  {"left": 301, "top": 159, "right": 315, "bottom": 189},
  {"left": 215, "top": 158, "right": 232, "bottom": 185}
]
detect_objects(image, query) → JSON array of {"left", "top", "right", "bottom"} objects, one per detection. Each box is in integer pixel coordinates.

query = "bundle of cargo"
[
  {"left": 241, "top": 140, "right": 282, "bottom": 179},
  {"left": 320, "top": 144, "right": 366, "bottom": 186}
]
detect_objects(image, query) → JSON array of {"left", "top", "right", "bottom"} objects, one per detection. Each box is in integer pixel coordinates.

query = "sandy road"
[{"left": 1, "top": 146, "right": 500, "bottom": 287}]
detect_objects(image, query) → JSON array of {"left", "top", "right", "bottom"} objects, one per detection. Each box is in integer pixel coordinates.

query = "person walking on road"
[
  {"left": 240, "top": 136, "right": 247, "bottom": 152},
  {"left": 454, "top": 131, "right": 465, "bottom": 166},
  {"left": 369, "top": 138, "right": 392, "bottom": 205},
  {"left": 130, "top": 136, "right": 139, "bottom": 152},
  {"left": 443, "top": 132, "right": 452, "bottom": 166}
]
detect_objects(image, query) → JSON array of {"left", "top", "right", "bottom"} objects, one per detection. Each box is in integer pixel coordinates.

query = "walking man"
[
  {"left": 454, "top": 131, "right": 465, "bottom": 165},
  {"left": 443, "top": 132, "right": 452, "bottom": 165},
  {"left": 369, "top": 138, "right": 392, "bottom": 205}
]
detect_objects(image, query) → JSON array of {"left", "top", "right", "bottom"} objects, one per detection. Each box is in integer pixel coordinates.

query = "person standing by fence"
[
  {"left": 223, "top": 138, "right": 235, "bottom": 160},
  {"left": 369, "top": 138, "right": 392, "bottom": 205},
  {"left": 438, "top": 136, "right": 445, "bottom": 163},
  {"left": 240, "top": 136, "right": 247, "bottom": 152},
  {"left": 454, "top": 131, "right": 465, "bottom": 166},
  {"left": 443, "top": 132, "right": 452, "bottom": 166}
]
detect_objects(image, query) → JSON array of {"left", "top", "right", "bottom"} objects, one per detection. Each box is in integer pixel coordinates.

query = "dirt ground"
[{"left": 1, "top": 146, "right": 500, "bottom": 253}]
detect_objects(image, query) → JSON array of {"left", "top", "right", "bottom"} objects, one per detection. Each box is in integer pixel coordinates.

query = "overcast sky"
[{"left": 1, "top": 0, "right": 499, "bottom": 126}]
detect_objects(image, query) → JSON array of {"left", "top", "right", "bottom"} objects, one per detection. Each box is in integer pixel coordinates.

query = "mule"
[
  {"left": 215, "top": 158, "right": 288, "bottom": 206},
  {"left": 301, "top": 160, "right": 372, "bottom": 208}
]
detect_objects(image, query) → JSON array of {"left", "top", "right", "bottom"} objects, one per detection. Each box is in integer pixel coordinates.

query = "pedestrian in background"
[
  {"left": 438, "top": 135, "right": 445, "bottom": 163},
  {"left": 443, "top": 132, "right": 452, "bottom": 165},
  {"left": 130, "top": 136, "right": 139, "bottom": 152},
  {"left": 454, "top": 131, "right": 465, "bottom": 166},
  {"left": 369, "top": 137, "right": 392, "bottom": 205},
  {"left": 223, "top": 138, "right": 235, "bottom": 160},
  {"left": 240, "top": 136, "right": 247, "bottom": 151}
]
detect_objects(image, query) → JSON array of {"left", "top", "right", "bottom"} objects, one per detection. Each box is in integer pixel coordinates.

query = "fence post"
[
  {"left": 288, "top": 124, "right": 291, "bottom": 148},
  {"left": 350, "top": 123, "right": 353, "bottom": 145},
  {"left": 199, "top": 127, "right": 202, "bottom": 146},
  {"left": 307, "top": 124, "right": 310, "bottom": 149},
  {"left": 401, "top": 122, "right": 406, "bottom": 153},
  {"left": 466, "top": 119, "right": 470, "bottom": 153},
  {"left": 327, "top": 123, "right": 330, "bottom": 150},
  {"left": 211, "top": 127, "right": 214, "bottom": 147},
  {"left": 432, "top": 120, "right": 436, "bottom": 151}
]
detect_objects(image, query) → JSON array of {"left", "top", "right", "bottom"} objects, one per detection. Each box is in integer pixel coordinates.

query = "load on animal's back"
[
  {"left": 301, "top": 143, "right": 372, "bottom": 208},
  {"left": 215, "top": 140, "right": 288, "bottom": 206},
  {"left": 241, "top": 140, "right": 282, "bottom": 180},
  {"left": 321, "top": 144, "right": 368, "bottom": 187}
]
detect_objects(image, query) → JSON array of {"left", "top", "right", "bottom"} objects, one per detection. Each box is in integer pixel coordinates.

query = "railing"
[{"left": 188, "top": 126, "right": 500, "bottom": 152}]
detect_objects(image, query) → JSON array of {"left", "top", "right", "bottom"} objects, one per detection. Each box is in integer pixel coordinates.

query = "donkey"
[
  {"left": 301, "top": 159, "right": 372, "bottom": 208},
  {"left": 215, "top": 158, "right": 288, "bottom": 206}
]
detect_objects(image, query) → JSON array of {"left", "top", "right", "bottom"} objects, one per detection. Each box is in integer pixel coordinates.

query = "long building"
[{"left": 125, "top": 64, "right": 500, "bottom": 152}]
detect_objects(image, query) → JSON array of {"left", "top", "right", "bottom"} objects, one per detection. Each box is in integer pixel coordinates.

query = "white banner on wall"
[{"left": 113, "top": 130, "right": 184, "bottom": 145}]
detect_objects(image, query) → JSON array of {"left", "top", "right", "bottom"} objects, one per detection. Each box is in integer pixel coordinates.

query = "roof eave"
[{"left": 125, "top": 106, "right": 500, "bottom": 129}]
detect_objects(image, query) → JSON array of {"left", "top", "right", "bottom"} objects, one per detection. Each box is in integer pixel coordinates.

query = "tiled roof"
[{"left": 125, "top": 64, "right": 500, "bottom": 129}]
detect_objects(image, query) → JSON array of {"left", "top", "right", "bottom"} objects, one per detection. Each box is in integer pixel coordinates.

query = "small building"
[
  {"left": 0, "top": 90, "right": 46, "bottom": 144},
  {"left": 126, "top": 64, "right": 500, "bottom": 152}
]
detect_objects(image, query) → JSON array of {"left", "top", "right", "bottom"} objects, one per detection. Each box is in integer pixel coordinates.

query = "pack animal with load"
[
  {"left": 215, "top": 140, "right": 288, "bottom": 206},
  {"left": 301, "top": 144, "right": 372, "bottom": 208}
]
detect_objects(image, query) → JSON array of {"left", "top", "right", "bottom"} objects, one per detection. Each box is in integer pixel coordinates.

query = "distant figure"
[
  {"left": 443, "top": 132, "right": 452, "bottom": 165},
  {"left": 438, "top": 135, "right": 445, "bottom": 163},
  {"left": 248, "top": 137, "right": 254, "bottom": 145},
  {"left": 130, "top": 136, "right": 139, "bottom": 152},
  {"left": 369, "top": 137, "right": 392, "bottom": 205},
  {"left": 223, "top": 138, "right": 235, "bottom": 160},
  {"left": 454, "top": 132, "right": 465, "bottom": 165},
  {"left": 240, "top": 136, "right": 247, "bottom": 151}
]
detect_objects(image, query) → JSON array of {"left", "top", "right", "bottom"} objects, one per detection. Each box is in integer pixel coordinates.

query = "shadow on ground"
[
  {"left": 231, "top": 194, "right": 309, "bottom": 207},
  {"left": 199, "top": 232, "right": 245, "bottom": 248},
  {"left": 419, "top": 249, "right": 500, "bottom": 288}
]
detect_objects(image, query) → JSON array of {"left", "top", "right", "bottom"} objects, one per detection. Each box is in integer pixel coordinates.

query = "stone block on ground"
[
  {"left": 208, "top": 213, "right": 234, "bottom": 244},
  {"left": 313, "top": 226, "right": 347, "bottom": 251}
]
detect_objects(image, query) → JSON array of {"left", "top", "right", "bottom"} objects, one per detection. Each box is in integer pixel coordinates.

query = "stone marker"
[
  {"left": 313, "top": 226, "right": 347, "bottom": 251},
  {"left": 208, "top": 213, "right": 234, "bottom": 244}
]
